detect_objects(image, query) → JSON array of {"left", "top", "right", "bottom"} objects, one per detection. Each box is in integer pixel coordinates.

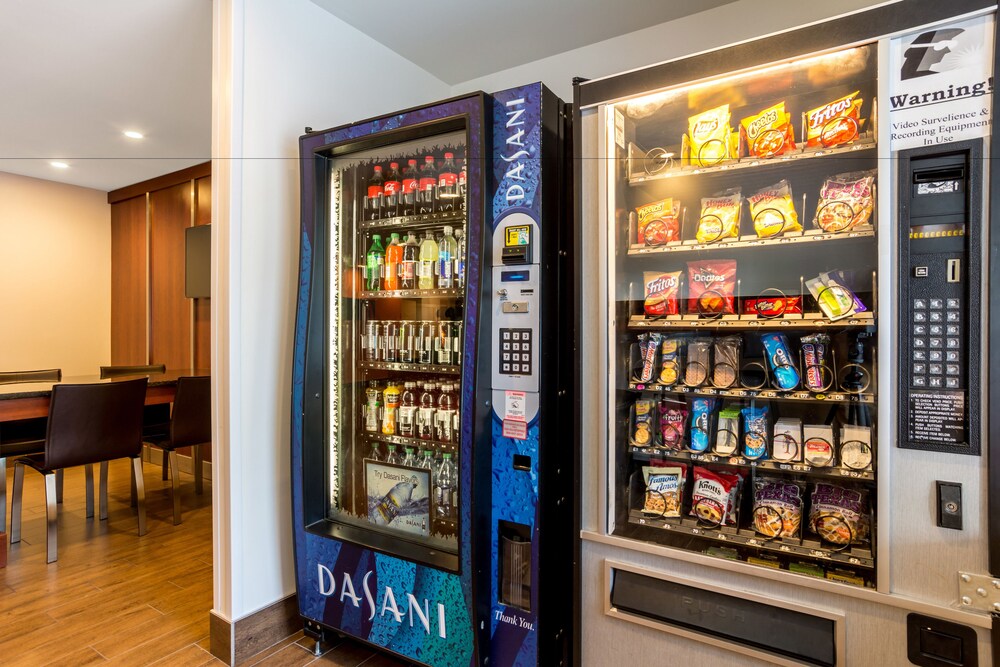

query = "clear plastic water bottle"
[
  {"left": 401, "top": 446, "right": 417, "bottom": 467},
  {"left": 438, "top": 226, "right": 458, "bottom": 288},
  {"left": 370, "top": 476, "right": 417, "bottom": 526},
  {"left": 385, "top": 444, "right": 402, "bottom": 465},
  {"left": 454, "top": 228, "right": 466, "bottom": 289},
  {"left": 418, "top": 449, "right": 435, "bottom": 470},
  {"left": 434, "top": 452, "right": 456, "bottom": 519}
]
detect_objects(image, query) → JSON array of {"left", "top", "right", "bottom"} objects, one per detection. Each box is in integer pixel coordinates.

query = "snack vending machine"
[
  {"left": 291, "top": 84, "right": 573, "bottom": 666},
  {"left": 575, "top": 0, "right": 998, "bottom": 664}
]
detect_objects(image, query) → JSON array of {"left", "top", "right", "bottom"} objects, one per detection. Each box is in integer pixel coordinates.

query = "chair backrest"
[
  {"left": 99, "top": 364, "right": 166, "bottom": 379},
  {"left": 0, "top": 368, "right": 62, "bottom": 384},
  {"left": 44, "top": 378, "right": 148, "bottom": 470},
  {"left": 170, "top": 376, "right": 211, "bottom": 448}
]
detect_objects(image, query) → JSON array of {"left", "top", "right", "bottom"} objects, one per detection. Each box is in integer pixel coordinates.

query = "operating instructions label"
[{"left": 908, "top": 390, "right": 966, "bottom": 445}]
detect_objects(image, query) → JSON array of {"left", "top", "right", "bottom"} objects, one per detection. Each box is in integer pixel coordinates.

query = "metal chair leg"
[
  {"left": 10, "top": 462, "right": 24, "bottom": 543},
  {"left": 131, "top": 457, "right": 147, "bottom": 536},
  {"left": 169, "top": 450, "right": 181, "bottom": 525},
  {"left": 130, "top": 463, "right": 137, "bottom": 508},
  {"left": 0, "top": 457, "right": 6, "bottom": 534},
  {"left": 99, "top": 461, "right": 109, "bottom": 521},
  {"left": 44, "top": 472, "right": 58, "bottom": 563},
  {"left": 85, "top": 464, "right": 94, "bottom": 518},
  {"left": 162, "top": 449, "right": 169, "bottom": 480},
  {"left": 194, "top": 445, "right": 203, "bottom": 495},
  {"left": 55, "top": 468, "right": 63, "bottom": 504}
]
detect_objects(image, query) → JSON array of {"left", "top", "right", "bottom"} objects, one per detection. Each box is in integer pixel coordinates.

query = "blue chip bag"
[
  {"left": 741, "top": 404, "right": 770, "bottom": 460},
  {"left": 761, "top": 333, "right": 800, "bottom": 390},
  {"left": 689, "top": 397, "right": 718, "bottom": 452}
]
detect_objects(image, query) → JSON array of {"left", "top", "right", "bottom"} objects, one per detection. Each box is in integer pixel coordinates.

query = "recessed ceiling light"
[
  {"left": 50, "top": 161, "right": 69, "bottom": 169},
  {"left": 123, "top": 130, "right": 144, "bottom": 139}
]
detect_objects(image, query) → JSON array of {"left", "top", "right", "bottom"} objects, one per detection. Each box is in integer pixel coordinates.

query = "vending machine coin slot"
[{"left": 897, "top": 141, "right": 982, "bottom": 455}]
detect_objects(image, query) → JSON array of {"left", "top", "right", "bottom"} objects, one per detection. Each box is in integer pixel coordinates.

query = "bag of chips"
[
  {"left": 659, "top": 399, "right": 688, "bottom": 450},
  {"left": 636, "top": 198, "right": 681, "bottom": 246},
  {"left": 749, "top": 180, "right": 802, "bottom": 238},
  {"left": 813, "top": 171, "right": 876, "bottom": 233},
  {"left": 642, "top": 465, "right": 686, "bottom": 517},
  {"left": 741, "top": 404, "right": 770, "bottom": 460},
  {"left": 687, "top": 259, "right": 737, "bottom": 315},
  {"left": 689, "top": 397, "right": 718, "bottom": 453},
  {"left": 631, "top": 399, "right": 656, "bottom": 447},
  {"left": 659, "top": 337, "right": 685, "bottom": 385},
  {"left": 696, "top": 189, "right": 742, "bottom": 244},
  {"left": 688, "top": 105, "right": 732, "bottom": 166},
  {"left": 805, "top": 91, "right": 863, "bottom": 148},
  {"left": 744, "top": 296, "right": 802, "bottom": 318},
  {"left": 741, "top": 102, "right": 796, "bottom": 158},
  {"left": 809, "top": 483, "right": 870, "bottom": 546},
  {"left": 643, "top": 271, "right": 682, "bottom": 318},
  {"left": 753, "top": 477, "right": 804, "bottom": 538},
  {"left": 690, "top": 467, "right": 742, "bottom": 526}
]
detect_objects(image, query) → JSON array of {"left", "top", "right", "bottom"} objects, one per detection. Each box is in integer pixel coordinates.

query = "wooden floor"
[{"left": 0, "top": 458, "right": 409, "bottom": 667}]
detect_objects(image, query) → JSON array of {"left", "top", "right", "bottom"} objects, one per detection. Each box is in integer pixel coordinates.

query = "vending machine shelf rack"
[
  {"left": 358, "top": 360, "right": 461, "bottom": 375},
  {"left": 627, "top": 312, "right": 876, "bottom": 331},
  {"left": 360, "top": 432, "right": 460, "bottom": 454},
  {"left": 626, "top": 382, "right": 875, "bottom": 405},
  {"left": 359, "top": 288, "right": 465, "bottom": 300},
  {"left": 359, "top": 210, "right": 466, "bottom": 231},
  {"left": 629, "top": 447, "right": 876, "bottom": 482},
  {"left": 626, "top": 226, "right": 875, "bottom": 256}
]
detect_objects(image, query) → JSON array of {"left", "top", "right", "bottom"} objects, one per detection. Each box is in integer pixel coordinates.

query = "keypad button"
[
  {"left": 913, "top": 350, "right": 927, "bottom": 361},
  {"left": 914, "top": 311, "right": 927, "bottom": 322},
  {"left": 522, "top": 331, "right": 531, "bottom": 341},
  {"left": 929, "top": 325, "right": 943, "bottom": 336},
  {"left": 502, "top": 363, "right": 510, "bottom": 372},
  {"left": 513, "top": 332, "right": 520, "bottom": 340},
  {"left": 946, "top": 351, "right": 960, "bottom": 362},
  {"left": 929, "top": 298, "right": 944, "bottom": 309},
  {"left": 946, "top": 378, "right": 960, "bottom": 388},
  {"left": 914, "top": 298, "right": 927, "bottom": 309},
  {"left": 928, "top": 350, "right": 942, "bottom": 361},
  {"left": 929, "top": 377, "right": 943, "bottom": 388},
  {"left": 914, "top": 325, "right": 927, "bottom": 335},
  {"left": 947, "top": 338, "right": 960, "bottom": 349},
  {"left": 503, "top": 353, "right": 510, "bottom": 360},
  {"left": 503, "top": 331, "right": 511, "bottom": 340},
  {"left": 947, "top": 298, "right": 960, "bottom": 309},
  {"left": 929, "top": 311, "right": 943, "bottom": 322},
  {"left": 946, "top": 364, "right": 960, "bottom": 375},
  {"left": 929, "top": 338, "right": 943, "bottom": 348},
  {"left": 947, "top": 311, "right": 960, "bottom": 322},
  {"left": 913, "top": 376, "right": 927, "bottom": 387},
  {"left": 929, "top": 364, "right": 942, "bottom": 375},
  {"left": 914, "top": 338, "right": 926, "bottom": 348},
  {"left": 947, "top": 325, "right": 960, "bottom": 336},
  {"left": 913, "top": 363, "right": 926, "bottom": 374}
]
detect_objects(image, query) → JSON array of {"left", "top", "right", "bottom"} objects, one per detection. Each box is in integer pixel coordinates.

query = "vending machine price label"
[{"left": 907, "top": 390, "right": 966, "bottom": 445}]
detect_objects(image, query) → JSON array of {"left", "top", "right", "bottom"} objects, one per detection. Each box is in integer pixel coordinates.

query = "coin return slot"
[
  {"left": 513, "top": 454, "right": 531, "bottom": 471},
  {"left": 947, "top": 259, "right": 961, "bottom": 283},
  {"left": 499, "top": 521, "right": 532, "bottom": 611}
]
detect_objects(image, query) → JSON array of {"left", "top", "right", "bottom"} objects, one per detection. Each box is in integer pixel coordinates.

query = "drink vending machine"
[
  {"left": 290, "top": 84, "right": 574, "bottom": 666},
  {"left": 574, "top": 0, "right": 998, "bottom": 664}
]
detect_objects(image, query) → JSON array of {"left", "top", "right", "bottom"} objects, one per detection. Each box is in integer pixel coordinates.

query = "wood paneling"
[
  {"left": 194, "top": 175, "right": 212, "bottom": 372},
  {"left": 107, "top": 162, "right": 211, "bottom": 204},
  {"left": 150, "top": 183, "right": 193, "bottom": 371},
  {"left": 111, "top": 195, "right": 148, "bottom": 365}
]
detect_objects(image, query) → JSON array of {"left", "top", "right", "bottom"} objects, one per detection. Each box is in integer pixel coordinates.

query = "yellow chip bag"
[
  {"left": 696, "top": 188, "right": 742, "bottom": 244},
  {"left": 749, "top": 180, "right": 802, "bottom": 238},
  {"left": 688, "top": 105, "right": 732, "bottom": 166},
  {"left": 741, "top": 102, "right": 797, "bottom": 158}
]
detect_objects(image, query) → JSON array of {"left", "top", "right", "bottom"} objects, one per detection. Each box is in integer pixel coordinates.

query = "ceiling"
[
  {"left": 312, "top": 0, "right": 737, "bottom": 84},
  {"left": 1, "top": 0, "right": 732, "bottom": 193},
  {"left": 0, "top": 0, "right": 212, "bottom": 192}
]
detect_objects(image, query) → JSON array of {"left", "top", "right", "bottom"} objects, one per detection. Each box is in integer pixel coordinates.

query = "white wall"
[
  {"left": 450, "top": 0, "right": 893, "bottom": 100},
  {"left": 212, "top": 0, "right": 450, "bottom": 623},
  {"left": 0, "top": 172, "right": 110, "bottom": 377}
]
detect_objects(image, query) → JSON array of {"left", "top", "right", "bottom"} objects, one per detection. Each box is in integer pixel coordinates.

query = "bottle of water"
[
  {"left": 401, "top": 446, "right": 417, "bottom": 467},
  {"left": 370, "top": 476, "right": 417, "bottom": 526},
  {"left": 368, "top": 441, "right": 382, "bottom": 461},
  {"left": 454, "top": 228, "right": 466, "bottom": 289},
  {"left": 434, "top": 453, "right": 456, "bottom": 519},
  {"left": 385, "top": 444, "right": 401, "bottom": 465},
  {"left": 418, "top": 449, "right": 435, "bottom": 470}
]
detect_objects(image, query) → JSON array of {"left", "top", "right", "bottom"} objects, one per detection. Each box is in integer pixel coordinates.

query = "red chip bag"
[
  {"left": 687, "top": 260, "right": 737, "bottom": 316},
  {"left": 689, "top": 467, "right": 743, "bottom": 526},
  {"left": 644, "top": 271, "right": 681, "bottom": 317}
]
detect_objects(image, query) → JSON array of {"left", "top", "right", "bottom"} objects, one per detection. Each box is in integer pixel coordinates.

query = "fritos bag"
[
  {"left": 805, "top": 91, "right": 863, "bottom": 148},
  {"left": 687, "top": 260, "right": 737, "bottom": 315},
  {"left": 813, "top": 171, "right": 876, "bottom": 233},
  {"left": 749, "top": 180, "right": 802, "bottom": 238},
  {"left": 689, "top": 105, "right": 732, "bottom": 166},
  {"left": 643, "top": 271, "right": 682, "bottom": 317},
  {"left": 741, "top": 102, "right": 796, "bottom": 158},
  {"left": 636, "top": 198, "right": 681, "bottom": 246},
  {"left": 696, "top": 189, "right": 742, "bottom": 244}
]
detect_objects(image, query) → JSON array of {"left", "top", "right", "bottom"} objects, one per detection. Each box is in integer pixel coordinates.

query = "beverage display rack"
[
  {"left": 359, "top": 360, "right": 461, "bottom": 375},
  {"left": 359, "top": 288, "right": 464, "bottom": 300},
  {"left": 360, "top": 210, "right": 466, "bottom": 231},
  {"left": 630, "top": 447, "right": 876, "bottom": 482}
]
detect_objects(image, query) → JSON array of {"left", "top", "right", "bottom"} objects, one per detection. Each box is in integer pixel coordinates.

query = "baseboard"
[
  {"left": 210, "top": 595, "right": 300, "bottom": 665},
  {"left": 142, "top": 444, "right": 213, "bottom": 480}
]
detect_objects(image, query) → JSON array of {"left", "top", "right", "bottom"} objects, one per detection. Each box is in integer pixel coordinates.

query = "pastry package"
[
  {"left": 659, "top": 336, "right": 685, "bottom": 385},
  {"left": 840, "top": 424, "right": 874, "bottom": 471},
  {"left": 659, "top": 399, "right": 689, "bottom": 450},
  {"left": 761, "top": 333, "right": 801, "bottom": 390},
  {"left": 753, "top": 477, "right": 805, "bottom": 538},
  {"left": 631, "top": 399, "right": 656, "bottom": 447},
  {"left": 689, "top": 467, "right": 743, "bottom": 526},
  {"left": 715, "top": 406, "right": 741, "bottom": 456},
  {"left": 801, "top": 333, "right": 831, "bottom": 391},
  {"left": 636, "top": 198, "right": 681, "bottom": 246},
  {"left": 643, "top": 271, "right": 682, "bottom": 318},
  {"left": 684, "top": 337, "right": 712, "bottom": 386},
  {"left": 642, "top": 465, "right": 687, "bottom": 518},
  {"left": 712, "top": 335, "right": 741, "bottom": 388},
  {"left": 696, "top": 189, "right": 742, "bottom": 243},
  {"left": 745, "top": 295, "right": 802, "bottom": 318},
  {"left": 805, "top": 91, "right": 863, "bottom": 148},
  {"left": 748, "top": 180, "right": 802, "bottom": 238},
  {"left": 813, "top": 170, "right": 876, "bottom": 233},
  {"left": 687, "top": 259, "right": 738, "bottom": 315},
  {"left": 688, "top": 104, "right": 733, "bottom": 166},
  {"left": 689, "top": 397, "right": 718, "bottom": 453},
  {"left": 806, "top": 271, "right": 867, "bottom": 320},
  {"left": 803, "top": 424, "right": 836, "bottom": 467},
  {"left": 741, "top": 102, "right": 796, "bottom": 158},
  {"left": 741, "top": 404, "right": 770, "bottom": 460},
  {"left": 772, "top": 418, "right": 803, "bottom": 463},
  {"left": 809, "top": 483, "right": 870, "bottom": 546}
]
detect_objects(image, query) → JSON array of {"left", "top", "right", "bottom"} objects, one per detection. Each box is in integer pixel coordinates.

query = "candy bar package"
[
  {"left": 659, "top": 399, "right": 689, "bottom": 450},
  {"left": 761, "top": 333, "right": 801, "bottom": 390},
  {"left": 636, "top": 197, "right": 681, "bottom": 246},
  {"left": 688, "top": 105, "right": 733, "bottom": 166},
  {"left": 659, "top": 336, "right": 685, "bottom": 385},
  {"left": 643, "top": 271, "right": 682, "bottom": 318},
  {"left": 813, "top": 171, "right": 876, "bottom": 233},
  {"left": 748, "top": 180, "right": 802, "bottom": 238},
  {"left": 642, "top": 465, "right": 686, "bottom": 518},
  {"left": 631, "top": 399, "right": 656, "bottom": 447},
  {"left": 801, "top": 333, "right": 831, "bottom": 391},
  {"left": 745, "top": 295, "right": 802, "bottom": 318},
  {"left": 772, "top": 418, "right": 803, "bottom": 463},
  {"left": 741, "top": 102, "right": 796, "bottom": 158},
  {"left": 715, "top": 406, "right": 741, "bottom": 456},
  {"left": 753, "top": 477, "right": 804, "bottom": 539},
  {"left": 634, "top": 332, "right": 662, "bottom": 383},
  {"left": 687, "top": 259, "right": 738, "bottom": 315},
  {"left": 840, "top": 424, "right": 873, "bottom": 471},
  {"left": 803, "top": 425, "right": 836, "bottom": 467},
  {"left": 741, "top": 404, "right": 770, "bottom": 460},
  {"left": 806, "top": 271, "right": 866, "bottom": 320},
  {"left": 696, "top": 189, "right": 742, "bottom": 244},
  {"left": 713, "top": 335, "right": 741, "bottom": 388},
  {"left": 684, "top": 337, "right": 712, "bottom": 387},
  {"left": 809, "top": 483, "right": 870, "bottom": 546},
  {"left": 805, "top": 91, "right": 863, "bottom": 148},
  {"left": 689, "top": 397, "right": 718, "bottom": 453},
  {"left": 689, "top": 467, "right": 743, "bottom": 527}
]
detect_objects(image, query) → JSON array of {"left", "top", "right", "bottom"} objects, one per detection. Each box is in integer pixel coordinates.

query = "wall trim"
[
  {"left": 209, "top": 595, "right": 300, "bottom": 665},
  {"left": 108, "top": 162, "right": 212, "bottom": 204}
]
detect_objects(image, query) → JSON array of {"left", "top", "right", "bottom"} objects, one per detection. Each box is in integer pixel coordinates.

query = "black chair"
[
  {"left": 99, "top": 364, "right": 165, "bottom": 379},
  {"left": 144, "top": 376, "right": 210, "bottom": 524},
  {"left": 0, "top": 368, "right": 62, "bottom": 384},
  {"left": 10, "top": 378, "right": 149, "bottom": 563}
]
